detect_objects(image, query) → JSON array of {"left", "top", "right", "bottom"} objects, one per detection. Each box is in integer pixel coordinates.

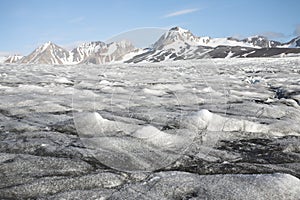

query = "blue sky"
[{"left": 1, "top": 0, "right": 300, "bottom": 55}]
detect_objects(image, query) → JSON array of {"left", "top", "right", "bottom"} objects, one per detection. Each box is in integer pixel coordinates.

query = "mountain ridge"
[
  {"left": 16, "top": 40, "right": 137, "bottom": 65},
  {"left": 3, "top": 27, "right": 300, "bottom": 65}
]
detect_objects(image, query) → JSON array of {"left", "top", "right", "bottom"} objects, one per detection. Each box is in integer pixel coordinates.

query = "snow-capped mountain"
[
  {"left": 19, "top": 42, "right": 71, "bottom": 65},
  {"left": 127, "top": 27, "right": 300, "bottom": 63},
  {"left": 127, "top": 27, "right": 213, "bottom": 63},
  {"left": 82, "top": 40, "right": 136, "bottom": 64},
  {"left": 153, "top": 27, "right": 300, "bottom": 50},
  {"left": 152, "top": 27, "right": 258, "bottom": 50},
  {"left": 70, "top": 41, "right": 106, "bottom": 63},
  {"left": 4, "top": 55, "right": 23, "bottom": 63},
  {"left": 153, "top": 27, "right": 203, "bottom": 50},
  {"left": 241, "top": 36, "right": 282, "bottom": 48},
  {"left": 127, "top": 27, "right": 246, "bottom": 62},
  {"left": 18, "top": 40, "right": 137, "bottom": 65}
]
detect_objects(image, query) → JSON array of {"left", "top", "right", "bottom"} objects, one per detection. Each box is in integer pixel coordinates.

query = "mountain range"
[{"left": 2, "top": 27, "right": 300, "bottom": 65}]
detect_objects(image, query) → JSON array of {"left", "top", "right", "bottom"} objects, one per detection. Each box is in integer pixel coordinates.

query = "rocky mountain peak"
[
  {"left": 19, "top": 42, "right": 71, "bottom": 65},
  {"left": 71, "top": 41, "right": 106, "bottom": 63},
  {"left": 242, "top": 36, "right": 281, "bottom": 48},
  {"left": 153, "top": 27, "right": 201, "bottom": 50},
  {"left": 38, "top": 41, "right": 58, "bottom": 52},
  {"left": 82, "top": 40, "right": 136, "bottom": 64}
]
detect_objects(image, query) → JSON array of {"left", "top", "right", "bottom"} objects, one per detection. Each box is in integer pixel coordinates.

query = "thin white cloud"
[
  {"left": 163, "top": 8, "right": 199, "bottom": 18},
  {"left": 68, "top": 16, "right": 85, "bottom": 24},
  {"left": 231, "top": 34, "right": 244, "bottom": 40}
]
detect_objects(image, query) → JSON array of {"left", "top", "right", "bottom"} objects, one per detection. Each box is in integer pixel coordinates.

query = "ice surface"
[
  {"left": 68, "top": 58, "right": 300, "bottom": 171},
  {"left": 0, "top": 57, "right": 300, "bottom": 198},
  {"left": 74, "top": 111, "right": 195, "bottom": 171},
  {"left": 132, "top": 125, "right": 191, "bottom": 150},
  {"left": 111, "top": 172, "right": 300, "bottom": 199},
  {"left": 182, "top": 109, "right": 269, "bottom": 133}
]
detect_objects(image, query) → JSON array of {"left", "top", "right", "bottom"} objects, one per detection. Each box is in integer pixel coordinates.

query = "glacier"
[{"left": 0, "top": 57, "right": 300, "bottom": 199}]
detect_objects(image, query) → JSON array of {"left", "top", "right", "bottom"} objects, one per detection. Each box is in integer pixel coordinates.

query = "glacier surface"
[{"left": 0, "top": 57, "right": 300, "bottom": 199}]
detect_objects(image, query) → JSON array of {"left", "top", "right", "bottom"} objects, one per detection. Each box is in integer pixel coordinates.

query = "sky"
[{"left": 1, "top": 0, "right": 300, "bottom": 55}]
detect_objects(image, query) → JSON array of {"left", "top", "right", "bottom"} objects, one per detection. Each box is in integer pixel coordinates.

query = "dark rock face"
[
  {"left": 242, "top": 48, "right": 300, "bottom": 58},
  {"left": 207, "top": 46, "right": 253, "bottom": 58},
  {"left": 297, "top": 38, "right": 300, "bottom": 47},
  {"left": 0, "top": 58, "right": 300, "bottom": 199}
]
